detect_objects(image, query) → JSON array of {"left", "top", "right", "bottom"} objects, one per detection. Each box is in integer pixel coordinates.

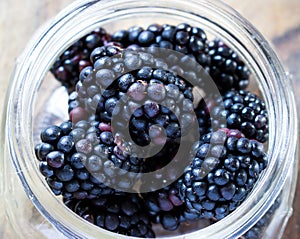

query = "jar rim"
[{"left": 4, "top": 0, "right": 298, "bottom": 238}]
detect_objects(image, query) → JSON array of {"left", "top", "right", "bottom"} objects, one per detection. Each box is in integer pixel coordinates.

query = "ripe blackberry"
[
  {"left": 35, "top": 120, "right": 145, "bottom": 199},
  {"left": 74, "top": 46, "right": 197, "bottom": 166},
  {"left": 196, "top": 90, "right": 269, "bottom": 143},
  {"left": 50, "top": 28, "right": 111, "bottom": 92},
  {"left": 208, "top": 39, "right": 250, "bottom": 92},
  {"left": 111, "top": 23, "right": 210, "bottom": 68},
  {"left": 178, "top": 129, "right": 267, "bottom": 221},
  {"left": 64, "top": 194, "right": 155, "bottom": 238}
]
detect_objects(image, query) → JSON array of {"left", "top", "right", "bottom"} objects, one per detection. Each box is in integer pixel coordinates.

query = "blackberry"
[
  {"left": 208, "top": 39, "right": 250, "bottom": 92},
  {"left": 74, "top": 46, "right": 197, "bottom": 167},
  {"left": 64, "top": 194, "right": 155, "bottom": 238},
  {"left": 178, "top": 129, "right": 267, "bottom": 221},
  {"left": 35, "top": 120, "right": 145, "bottom": 199},
  {"left": 50, "top": 28, "right": 111, "bottom": 92},
  {"left": 68, "top": 45, "right": 123, "bottom": 121},
  {"left": 111, "top": 23, "right": 210, "bottom": 68},
  {"left": 196, "top": 90, "right": 269, "bottom": 143}
]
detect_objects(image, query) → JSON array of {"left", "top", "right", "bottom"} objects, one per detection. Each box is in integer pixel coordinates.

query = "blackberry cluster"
[
  {"left": 208, "top": 39, "right": 250, "bottom": 92},
  {"left": 177, "top": 129, "right": 267, "bottom": 220},
  {"left": 35, "top": 119, "right": 145, "bottom": 200},
  {"left": 50, "top": 28, "right": 111, "bottom": 92},
  {"left": 35, "top": 22, "right": 272, "bottom": 237},
  {"left": 196, "top": 90, "right": 269, "bottom": 142},
  {"left": 64, "top": 194, "right": 155, "bottom": 238},
  {"left": 74, "top": 46, "right": 196, "bottom": 156}
]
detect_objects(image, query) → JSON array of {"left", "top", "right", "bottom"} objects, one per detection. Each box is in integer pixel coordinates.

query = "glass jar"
[{"left": 1, "top": 0, "right": 298, "bottom": 238}]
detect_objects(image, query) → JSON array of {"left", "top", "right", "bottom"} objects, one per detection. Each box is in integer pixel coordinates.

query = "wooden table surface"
[{"left": 0, "top": 0, "right": 300, "bottom": 238}]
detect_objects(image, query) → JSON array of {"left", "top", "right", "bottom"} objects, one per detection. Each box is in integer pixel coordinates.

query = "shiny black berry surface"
[
  {"left": 197, "top": 90, "right": 269, "bottom": 142},
  {"left": 64, "top": 194, "right": 155, "bottom": 238},
  {"left": 35, "top": 120, "right": 146, "bottom": 199},
  {"left": 111, "top": 23, "right": 210, "bottom": 68},
  {"left": 177, "top": 129, "right": 267, "bottom": 220},
  {"left": 208, "top": 39, "right": 250, "bottom": 92},
  {"left": 50, "top": 28, "right": 111, "bottom": 92}
]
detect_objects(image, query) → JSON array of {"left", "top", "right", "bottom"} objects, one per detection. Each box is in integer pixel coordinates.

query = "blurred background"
[{"left": 0, "top": 0, "right": 299, "bottom": 238}]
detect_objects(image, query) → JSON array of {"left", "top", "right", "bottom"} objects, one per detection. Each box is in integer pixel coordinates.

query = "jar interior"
[
  {"left": 7, "top": 1, "right": 296, "bottom": 239},
  {"left": 32, "top": 10, "right": 266, "bottom": 239}
]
